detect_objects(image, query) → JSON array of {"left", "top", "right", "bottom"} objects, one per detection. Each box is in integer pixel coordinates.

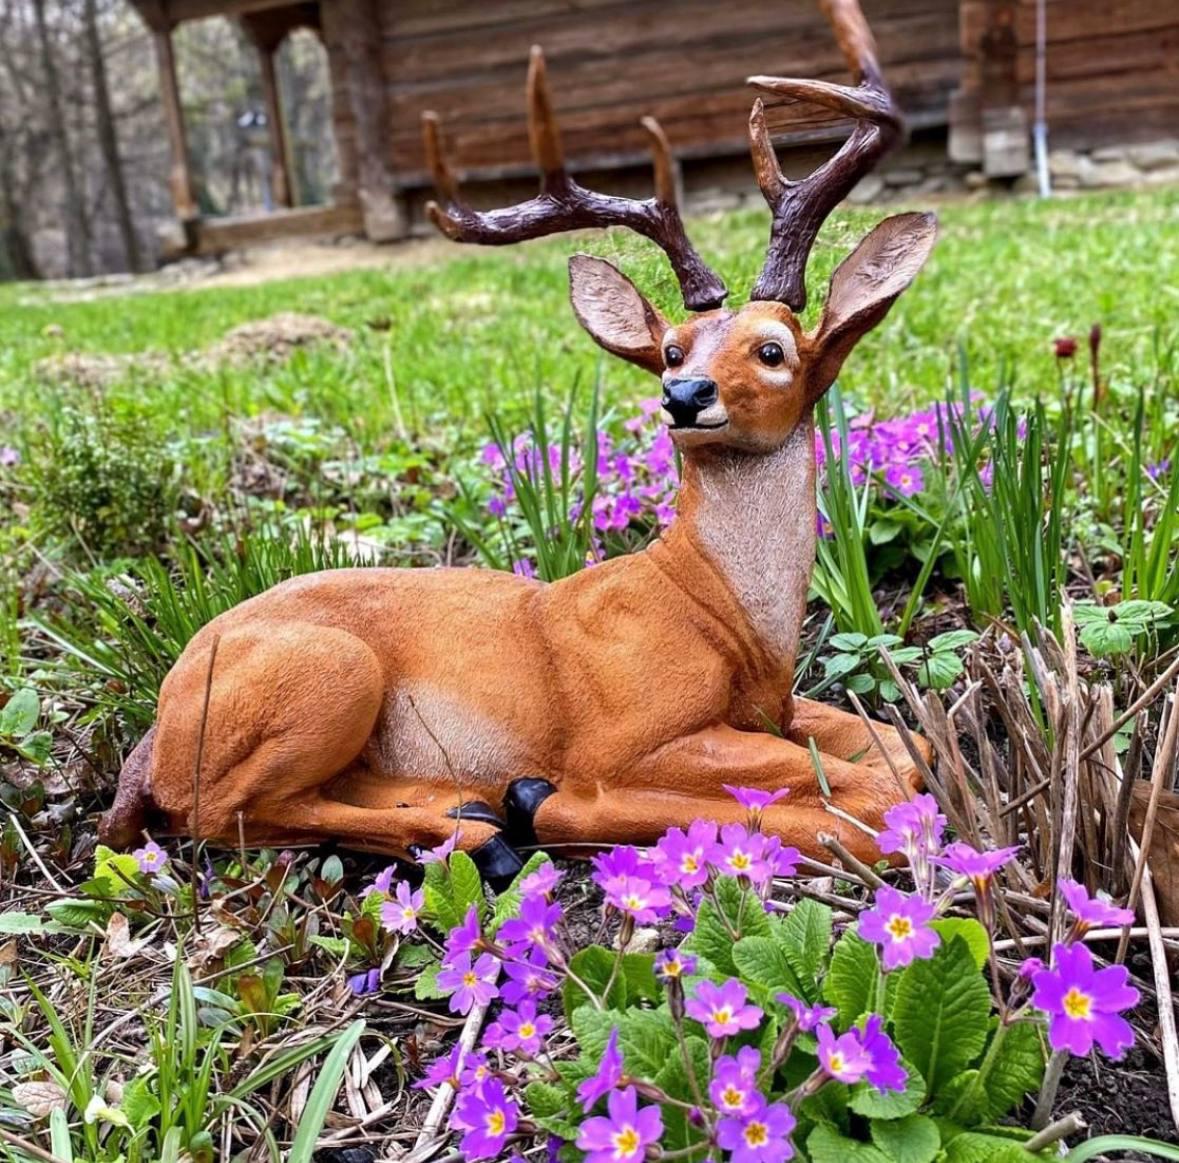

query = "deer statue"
[{"left": 102, "top": 0, "right": 936, "bottom": 884}]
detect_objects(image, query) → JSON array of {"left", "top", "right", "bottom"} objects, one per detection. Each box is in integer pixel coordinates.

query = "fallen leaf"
[
  {"left": 186, "top": 922, "right": 241, "bottom": 970},
  {"left": 0, "top": 940, "right": 17, "bottom": 967},
  {"left": 105, "top": 912, "right": 148, "bottom": 959},
  {"left": 1130, "top": 783, "right": 1179, "bottom": 928},
  {"left": 12, "top": 1079, "right": 67, "bottom": 1118}
]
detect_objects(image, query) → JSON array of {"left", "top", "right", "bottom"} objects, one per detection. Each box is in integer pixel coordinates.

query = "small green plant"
[
  {"left": 0, "top": 688, "right": 52, "bottom": 765},
  {"left": 813, "top": 628, "right": 977, "bottom": 703},
  {"left": 1072, "top": 599, "right": 1173, "bottom": 659}
]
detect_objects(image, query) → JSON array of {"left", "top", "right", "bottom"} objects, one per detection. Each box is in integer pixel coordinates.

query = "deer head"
[{"left": 422, "top": 0, "right": 937, "bottom": 457}]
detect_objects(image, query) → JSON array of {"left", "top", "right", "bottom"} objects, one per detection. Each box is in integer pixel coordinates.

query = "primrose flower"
[
  {"left": 686, "top": 978, "right": 763, "bottom": 1039},
  {"left": 776, "top": 993, "right": 836, "bottom": 1032},
  {"left": 592, "top": 845, "right": 646, "bottom": 890},
  {"left": 437, "top": 951, "right": 500, "bottom": 1015},
  {"left": 937, "top": 841, "right": 1020, "bottom": 890},
  {"left": 877, "top": 794, "right": 946, "bottom": 862},
  {"left": 604, "top": 874, "right": 673, "bottom": 924},
  {"left": 709, "top": 1047, "right": 762, "bottom": 1116},
  {"left": 496, "top": 999, "right": 553, "bottom": 1057},
  {"left": 653, "top": 821, "right": 717, "bottom": 889},
  {"left": 519, "top": 862, "right": 563, "bottom": 898},
  {"left": 0, "top": 446, "right": 19, "bottom": 468},
  {"left": 884, "top": 462, "right": 925, "bottom": 497},
  {"left": 1031, "top": 942, "right": 1139, "bottom": 1059},
  {"left": 713, "top": 823, "right": 769, "bottom": 884},
  {"left": 417, "top": 1044, "right": 467, "bottom": 1090},
  {"left": 419, "top": 834, "right": 458, "bottom": 864},
  {"left": 1059, "top": 879, "right": 1134, "bottom": 936},
  {"left": 815, "top": 1023, "right": 870, "bottom": 1084},
  {"left": 501, "top": 951, "right": 560, "bottom": 1005},
  {"left": 724, "top": 786, "right": 789, "bottom": 831},
  {"left": 577, "top": 1027, "right": 625, "bottom": 1111},
  {"left": 363, "top": 865, "right": 397, "bottom": 898},
  {"left": 133, "top": 841, "right": 169, "bottom": 875},
  {"left": 498, "top": 893, "right": 563, "bottom": 958},
  {"left": 380, "top": 880, "right": 424, "bottom": 935},
  {"left": 347, "top": 968, "right": 381, "bottom": 997},
  {"left": 577, "top": 1086, "right": 663, "bottom": 1163},
  {"left": 444, "top": 906, "right": 484, "bottom": 961},
  {"left": 716, "top": 1101, "right": 797, "bottom": 1163},
  {"left": 859, "top": 885, "right": 941, "bottom": 970},
  {"left": 655, "top": 948, "right": 697, "bottom": 981},
  {"left": 452, "top": 1076, "right": 518, "bottom": 1160},
  {"left": 761, "top": 835, "right": 801, "bottom": 880},
  {"left": 859, "top": 1015, "right": 907, "bottom": 1092}
]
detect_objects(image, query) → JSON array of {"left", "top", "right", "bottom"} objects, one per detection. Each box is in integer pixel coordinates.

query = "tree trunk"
[
  {"left": 32, "top": 0, "right": 93, "bottom": 276},
  {"left": 84, "top": 0, "right": 141, "bottom": 271},
  {"left": 0, "top": 126, "right": 39, "bottom": 281}
]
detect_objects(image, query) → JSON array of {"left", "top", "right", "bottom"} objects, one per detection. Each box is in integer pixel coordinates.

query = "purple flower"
[
  {"left": 519, "top": 862, "right": 563, "bottom": 898},
  {"left": 513, "top": 558, "right": 537, "bottom": 579},
  {"left": 761, "top": 835, "right": 800, "bottom": 880},
  {"left": 859, "top": 886, "right": 941, "bottom": 971},
  {"left": 877, "top": 794, "right": 945, "bottom": 862},
  {"left": 420, "top": 835, "right": 458, "bottom": 864},
  {"left": 501, "top": 951, "right": 559, "bottom": 1005},
  {"left": 936, "top": 841, "right": 1020, "bottom": 890},
  {"left": 444, "top": 906, "right": 484, "bottom": 961},
  {"left": 577, "top": 1027, "right": 625, "bottom": 1111},
  {"left": 709, "top": 1046, "right": 762, "bottom": 1116},
  {"left": 724, "top": 786, "right": 789, "bottom": 829},
  {"left": 604, "top": 875, "right": 673, "bottom": 924},
  {"left": 686, "top": 978, "right": 763, "bottom": 1039},
  {"left": 452, "top": 1076, "right": 518, "bottom": 1160},
  {"left": 417, "top": 1044, "right": 469, "bottom": 1090},
  {"left": 1146, "top": 459, "right": 1171, "bottom": 482},
  {"left": 437, "top": 952, "right": 500, "bottom": 1015},
  {"left": 133, "top": 840, "right": 168, "bottom": 875},
  {"left": 1018, "top": 956, "right": 1045, "bottom": 981},
  {"left": 653, "top": 821, "right": 717, "bottom": 890},
  {"left": 498, "top": 893, "right": 562, "bottom": 958},
  {"left": 347, "top": 968, "right": 381, "bottom": 996},
  {"left": 859, "top": 1015, "right": 907, "bottom": 1092},
  {"left": 496, "top": 999, "right": 553, "bottom": 1056},
  {"left": 716, "top": 1101, "right": 797, "bottom": 1163},
  {"left": 655, "top": 948, "right": 697, "bottom": 981},
  {"left": 576, "top": 1086, "right": 662, "bottom": 1163},
  {"left": 816, "top": 1023, "right": 870, "bottom": 1084},
  {"left": 884, "top": 463, "right": 925, "bottom": 497},
  {"left": 592, "top": 845, "right": 646, "bottom": 889},
  {"left": 776, "top": 994, "right": 836, "bottom": 1032},
  {"left": 712, "top": 823, "right": 769, "bottom": 884},
  {"left": 1059, "top": 879, "right": 1134, "bottom": 935},
  {"left": 380, "top": 880, "right": 425, "bottom": 935},
  {"left": 0, "top": 446, "right": 19, "bottom": 468},
  {"left": 363, "top": 865, "right": 397, "bottom": 898},
  {"left": 1031, "top": 942, "right": 1139, "bottom": 1059}
]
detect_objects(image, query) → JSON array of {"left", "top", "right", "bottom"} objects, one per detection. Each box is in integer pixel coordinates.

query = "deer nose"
[{"left": 662, "top": 377, "right": 719, "bottom": 426}]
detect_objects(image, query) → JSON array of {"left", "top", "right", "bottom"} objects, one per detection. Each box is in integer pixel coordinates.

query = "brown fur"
[{"left": 100, "top": 214, "right": 937, "bottom": 866}]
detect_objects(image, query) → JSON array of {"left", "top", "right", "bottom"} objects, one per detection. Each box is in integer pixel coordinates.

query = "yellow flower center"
[
  {"left": 721, "top": 1085, "right": 744, "bottom": 1109},
  {"left": 730, "top": 852, "right": 752, "bottom": 871},
  {"left": 712, "top": 1006, "right": 733, "bottom": 1026},
  {"left": 613, "top": 1126, "right": 641, "bottom": 1157},
  {"left": 486, "top": 1110, "right": 505, "bottom": 1136},
  {"left": 887, "top": 914, "right": 914, "bottom": 941},
  {"left": 745, "top": 1120, "right": 769, "bottom": 1147},
  {"left": 828, "top": 1052, "right": 845, "bottom": 1074},
  {"left": 622, "top": 894, "right": 643, "bottom": 910},
  {"left": 1063, "top": 986, "right": 1093, "bottom": 1020},
  {"left": 402, "top": 907, "right": 416, "bottom": 921},
  {"left": 683, "top": 855, "right": 699, "bottom": 873},
  {"left": 519, "top": 1022, "right": 536, "bottom": 1039},
  {"left": 462, "top": 971, "right": 477, "bottom": 988}
]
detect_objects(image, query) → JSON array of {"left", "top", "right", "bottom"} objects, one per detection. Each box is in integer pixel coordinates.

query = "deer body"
[{"left": 102, "top": 0, "right": 936, "bottom": 880}]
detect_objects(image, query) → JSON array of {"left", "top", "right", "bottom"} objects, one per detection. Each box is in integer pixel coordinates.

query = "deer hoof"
[
  {"left": 471, "top": 833, "right": 525, "bottom": 889},
  {"left": 445, "top": 800, "right": 507, "bottom": 828},
  {"left": 504, "top": 778, "right": 557, "bottom": 846}
]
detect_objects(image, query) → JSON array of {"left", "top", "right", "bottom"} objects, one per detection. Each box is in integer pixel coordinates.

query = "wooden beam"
[
  {"left": 153, "top": 24, "right": 198, "bottom": 221},
  {"left": 320, "top": 0, "right": 405, "bottom": 241},
  {"left": 257, "top": 44, "right": 294, "bottom": 208}
]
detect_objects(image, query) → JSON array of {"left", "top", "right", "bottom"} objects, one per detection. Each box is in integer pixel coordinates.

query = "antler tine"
[
  {"left": 419, "top": 50, "right": 727, "bottom": 312},
  {"left": 747, "top": 0, "right": 904, "bottom": 311}
]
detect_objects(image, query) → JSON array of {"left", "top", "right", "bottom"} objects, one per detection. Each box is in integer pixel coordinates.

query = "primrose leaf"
[
  {"left": 93, "top": 845, "right": 141, "bottom": 893},
  {"left": 655, "top": 1035, "right": 711, "bottom": 1151},
  {"left": 491, "top": 851, "right": 552, "bottom": 932},
  {"left": 893, "top": 937, "right": 991, "bottom": 1095},
  {"left": 570, "top": 1006, "right": 620, "bottom": 1061},
  {"left": 733, "top": 936, "right": 804, "bottom": 1002},
  {"left": 448, "top": 851, "right": 488, "bottom": 923},
  {"left": 977, "top": 1019, "right": 1047, "bottom": 1120},
  {"left": 849, "top": 1060, "right": 926, "bottom": 1119},
  {"left": 413, "top": 962, "right": 448, "bottom": 1001},
  {"left": 621, "top": 953, "right": 661, "bottom": 1003},
  {"left": 929, "top": 918, "right": 990, "bottom": 971},
  {"left": 563, "top": 945, "right": 626, "bottom": 1020},
  {"left": 870, "top": 1113, "right": 940, "bottom": 1163},
  {"left": 777, "top": 897, "right": 834, "bottom": 994},
  {"left": 936, "top": 1131, "right": 1035, "bottom": 1162},
  {"left": 525, "top": 1081, "right": 580, "bottom": 1140},
  {"left": 690, "top": 877, "right": 770, "bottom": 976},
  {"left": 618, "top": 1007, "right": 678, "bottom": 1078},
  {"left": 0, "top": 688, "right": 39, "bottom": 737},
  {"left": 807, "top": 1124, "right": 891, "bottom": 1163},
  {"left": 822, "top": 929, "right": 879, "bottom": 1026}
]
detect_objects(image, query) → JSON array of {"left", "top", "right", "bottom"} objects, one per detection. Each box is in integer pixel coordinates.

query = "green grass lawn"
[{"left": 2, "top": 187, "right": 1176, "bottom": 456}]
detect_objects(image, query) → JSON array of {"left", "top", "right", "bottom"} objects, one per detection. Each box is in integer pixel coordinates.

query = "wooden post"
[
  {"left": 321, "top": 0, "right": 405, "bottom": 241},
  {"left": 257, "top": 45, "right": 294, "bottom": 208},
  {"left": 153, "top": 23, "right": 197, "bottom": 221}
]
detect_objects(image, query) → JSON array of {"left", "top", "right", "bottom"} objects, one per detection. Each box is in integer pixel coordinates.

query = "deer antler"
[
  {"left": 421, "top": 46, "right": 728, "bottom": 312},
  {"left": 747, "top": 0, "right": 903, "bottom": 311}
]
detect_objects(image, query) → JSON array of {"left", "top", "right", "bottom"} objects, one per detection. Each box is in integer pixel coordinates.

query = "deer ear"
[
  {"left": 569, "top": 254, "right": 669, "bottom": 375},
  {"left": 807, "top": 212, "right": 937, "bottom": 402}
]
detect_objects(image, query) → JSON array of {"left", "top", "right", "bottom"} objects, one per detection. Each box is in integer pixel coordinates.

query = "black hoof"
[
  {"left": 471, "top": 833, "right": 525, "bottom": 890},
  {"left": 445, "top": 800, "right": 507, "bottom": 828},
  {"left": 504, "top": 777, "right": 557, "bottom": 847}
]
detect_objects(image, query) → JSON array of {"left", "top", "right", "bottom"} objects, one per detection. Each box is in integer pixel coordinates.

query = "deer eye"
[
  {"left": 757, "top": 342, "right": 785, "bottom": 368},
  {"left": 664, "top": 345, "right": 685, "bottom": 368}
]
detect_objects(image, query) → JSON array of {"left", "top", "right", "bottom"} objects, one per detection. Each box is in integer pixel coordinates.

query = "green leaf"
[
  {"left": 928, "top": 918, "right": 989, "bottom": 971},
  {"left": 934, "top": 1070, "right": 987, "bottom": 1123},
  {"left": 937, "top": 1132, "right": 1032, "bottom": 1162},
  {"left": 45, "top": 898, "right": 110, "bottom": 930},
  {"left": 690, "top": 877, "right": 771, "bottom": 976},
  {"left": 309, "top": 935, "right": 349, "bottom": 957},
  {"left": 778, "top": 897, "right": 834, "bottom": 993},
  {"left": 733, "top": 936, "right": 804, "bottom": 1001},
  {"left": 868, "top": 634, "right": 905, "bottom": 649},
  {"left": 93, "top": 845, "right": 141, "bottom": 892},
  {"left": 0, "top": 912, "right": 48, "bottom": 934},
  {"left": 850, "top": 1063, "right": 926, "bottom": 1120},
  {"left": 1113, "top": 599, "right": 1172, "bottom": 624},
  {"left": 448, "top": 850, "right": 487, "bottom": 923},
  {"left": 893, "top": 937, "right": 991, "bottom": 1095},
  {"left": 0, "top": 688, "right": 39, "bottom": 737},
  {"left": 825, "top": 653, "right": 863, "bottom": 679},
  {"left": 563, "top": 945, "right": 626, "bottom": 1020},
  {"left": 618, "top": 1007, "right": 678, "bottom": 1077},
  {"left": 570, "top": 1006, "right": 619, "bottom": 1060},
  {"left": 972, "top": 1020, "right": 1046, "bottom": 1121},
  {"left": 1079, "top": 619, "right": 1134, "bottom": 657},
  {"left": 823, "top": 930, "right": 879, "bottom": 1026},
  {"left": 869, "top": 520, "right": 904, "bottom": 546},
  {"left": 655, "top": 1035, "right": 712, "bottom": 1151},
  {"left": 927, "top": 630, "right": 979, "bottom": 652},
  {"left": 916, "top": 652, "right": 964, "bottom": 690},
  {"left": 889, "top": 647, "right": 924, "bottom": 665},
  {"left": 621, "top": 953, "right": 661, "bottom": 1003},
  {"left": 871, "top": 1114, "right": 940, "bottom": 1163},
  {"left": 525, "top": 1080, "right": 581, "bottom": 1140},
  {"left": 830, "top": 633, "right": 869, "bottom": 651},
  {"left": 288, "top": 1019, "right": 365, "bottom": 1163},
  {"left": 1069, "top": 602, "right": 1107, "bottom": 626},
  {"left": 121, "top": 1073, "right": 162, "bottom": 1130},
  {"left": 491, "top": 851, "right": 552, "bottom": 932},
  {"left": 808, "top": 1124, "right": 892, "bottom": 1163},
  {"left": 16, "top": 731, "right": 52, "bottom": 765},
  {"left": 847, "top": 673, "right": 878, "bottom": 694},
  {"left": 413, "top": 962, "right": 447, "bottom": 1001}
]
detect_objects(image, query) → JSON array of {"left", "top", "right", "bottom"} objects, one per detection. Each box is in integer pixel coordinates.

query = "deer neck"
[{"left": 664, "top": 421, "right": 817, "bottom": 674}]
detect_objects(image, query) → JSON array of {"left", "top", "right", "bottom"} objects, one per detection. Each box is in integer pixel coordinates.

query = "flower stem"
[{"left": 1031, "top": 1049, "right": 1068, "bottom": 1130}]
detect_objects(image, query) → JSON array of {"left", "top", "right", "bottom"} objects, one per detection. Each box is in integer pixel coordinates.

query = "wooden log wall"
[{"left": 372, "top": 0, "right": 964, "bottom": 186}]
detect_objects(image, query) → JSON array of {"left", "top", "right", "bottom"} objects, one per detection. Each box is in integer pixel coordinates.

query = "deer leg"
[{"left": 529, "top": 723, "right": 911, "bottom": 863}]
